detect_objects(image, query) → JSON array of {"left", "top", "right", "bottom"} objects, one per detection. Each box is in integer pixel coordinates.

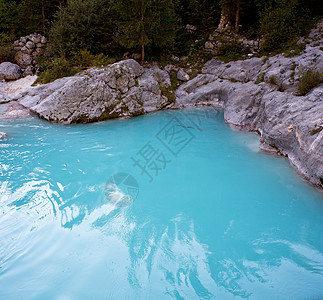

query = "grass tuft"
[{"left": 297, "top": 68, "right": 322, "bottom": 96}]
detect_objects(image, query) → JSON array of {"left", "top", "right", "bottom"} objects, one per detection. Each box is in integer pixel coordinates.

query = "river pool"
[{"left": 0, "top": 108, "right": 323, "bottom": 299}]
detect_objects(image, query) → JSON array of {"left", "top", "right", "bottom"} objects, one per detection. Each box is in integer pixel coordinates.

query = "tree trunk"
[
  {"left": 218, "top": 10, "right": 228, "bottom": 29},
  {"left": 141, "top": 0, "right": 145, "bottom": 64},
  {"left": 235, "top": 0, "right": 240, "bottom": 33},
  {"left": 41, "top": 0, "right": 46, "bottom": 34},
  {"left": 141, "top": 31, "right": 145, "bottom": 65}
]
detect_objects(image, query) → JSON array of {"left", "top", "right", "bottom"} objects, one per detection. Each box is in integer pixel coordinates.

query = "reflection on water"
[{"left": 1, "top": 109, "right": 323, "bottom": 299}]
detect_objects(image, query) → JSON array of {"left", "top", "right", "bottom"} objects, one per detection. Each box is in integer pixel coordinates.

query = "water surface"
[{"left": 1, "top": 108, "right": 323, "bottom": 299}]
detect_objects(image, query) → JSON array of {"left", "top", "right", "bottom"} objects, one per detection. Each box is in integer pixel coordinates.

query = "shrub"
[
  {"left": 262, "top": 56, "right": 269, "bottom": 64},
  {"left": 285, "top": 42, "right": 306, "bottom": 57},
  {"left": 91, "top": 53, "right": 116, "bottom": 67},
  {"left": 217, "top": 41, "right": 247, "bottom": 62},
  {"left": 309, "top": 126, "right": 322, "bottom": 136},
  {"left": 0, "top": 44, "right": 15, "bottom": 63},
  {"left": 49, "top": 0, "right": 116, "bottom": 57},
  {"left": 278, "top": 85, "right": 285, "bottom": 92},
  {"left": 70, "top": 49, "right": 94, "bottom": 68},
  {"left": 160, "top": 73, "right": 178, "bottom": 103},
  {"left": 36, "top": 57, "right": 78, "bottom": 84},
  {"left": 70, "top": 49, "right": 116, "bottom": 68},
  {"left": 36, "top": 50, "right": 116, "bottom": 84},
  {"left": 297, "top": 68, "right": 322, "bottom": 96},
  {"left": 256, "top": 73, "right": 265, "bottom": 84},
  {"left": 0, "top": 33, "right": 15, "bottom": 63},
  {"left": 260, "top": 1, "right": 311, "bottom": 53},
  {"left": 269, "top": 76, "right": 277, "bottom": 85}
]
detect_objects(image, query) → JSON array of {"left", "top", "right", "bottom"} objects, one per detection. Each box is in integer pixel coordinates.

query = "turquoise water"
[{"left": 0, "top": 108, "right": 323, "bottom": 299}]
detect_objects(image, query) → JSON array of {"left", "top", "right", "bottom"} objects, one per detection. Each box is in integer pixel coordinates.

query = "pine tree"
[
  {"left": 115, "top": 0, "right": 177, "bottom": 64},
  {"left": 0, "top": 0, "right": 21, "bottom": 35},
  {"left": 175, "top": 0, "right": 220, "bottom": 30},
  {"left": 16, "top": 0, "right": 62, "bottom": 34},
  {"left": 49, "top": 0, "right": 116, "bottom": 56},
  {"left": 219, "top": 0, "right": 241, "bottom": 32}
]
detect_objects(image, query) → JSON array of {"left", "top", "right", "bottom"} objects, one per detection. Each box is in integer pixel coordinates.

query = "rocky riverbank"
[
  {"left": 174, "top": 22, "right": 322, "bottom": 187},
  {"left": 175, "top": 60, "right": 322, "bottom": 188},
  {"left": 13, "top": 60, "right": 171, "bottom": 123},
  {"left": 0, "top": 22, "right": 322, "bottom": 187}
]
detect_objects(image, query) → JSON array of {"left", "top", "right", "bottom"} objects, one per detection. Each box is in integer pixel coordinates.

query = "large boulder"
[
  {"left": 0, "top": 62, "right": 21, "bottom": 81},
  {"left": 18, "top": 59, "right": 171, "bottom": 124},
  {"left": 0, "top": 101, "right": 30, "bottom": 119}
]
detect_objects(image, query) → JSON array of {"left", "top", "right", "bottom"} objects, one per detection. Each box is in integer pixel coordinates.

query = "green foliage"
[
  {"left": 115, "top": 0, "right": 178, "bottom": 61},
  {"left": 0, "top": 32, "right": 15, "bottom": 63},
  {"left": 17, "top": 0, "right": 62, "bottom": 34},
  {"left": 285, "top": 42, "right": 306, "bottom": 57},
  {"left": 160, "top": 72, "right": 178, "bottom": 103},
  {"left": 268, "top": 76, "right": 277, "bottom": 85},
  {"left": 36, "top": 57, "right": 78, "bottom": 84},
  {"left": 1, "top": 0, "right": 322, "bottom": 67},
  {"left": 70, "top": 49, "right": 94, "bottom": 68},
  {"left": 217, "top": 40, "right": 247, "bottom": 62},
  {"left": 160, "top": 85, "right": 176, "bottom": 103},
  {"left": 261, "top": 2, "right": 296, "bottom": 52},
  {"left": 91, "top": 54, "right": 117, "bottom": 67},
  {"left": 256, "top": 72, "right": 265, "bottom": 83},
  {"left": 309, "top": 126, "right": 322, "bottom": 136},
  {"left": 36, "top": 49, "right": 117, "bottom": 83},
  {"left": 220, "top": 0, "right": 236, "bottom": 18},
  {"left": 1, "top": 0, "right": 62, "bottom": 36},
  {"left": 169, "top": 29, "right": 193, "bottom": 57},
  {"left": 169, "top": 72, "right": 179, "bottom": 90},
  {"left": 49, "top": 0, "right": 116, "bottom": 57},
  {"left": 262, "top": 56, "right": 269, "bottom": 63},
  {"left": 0, "top": 0, "right": 20, "bottom": 34},
  {"left": 175, "top": 0, "right": 221, "bottom": 30},
  {"left": 260, "top": 0, "right": 315, "bottom": 53},
  {"left": 171, "top": 0, "right": 220, "bottom": 58},
  {"left": 70, "top": 49, "right": 116, "bottom": 68},
  {"left": 296, "top": 67, "right": 322, "bottom": 96}
]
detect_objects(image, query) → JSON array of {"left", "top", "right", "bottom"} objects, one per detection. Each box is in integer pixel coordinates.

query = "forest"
[{"left": 0, "top": 0, "right": 322, "bottom": 67}]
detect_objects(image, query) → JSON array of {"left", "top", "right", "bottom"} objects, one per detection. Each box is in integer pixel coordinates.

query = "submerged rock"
[
  {"left": 0, "top": 101, "right": 31, "bottom": 119},
  {"left": 18, "top": 59, "right": 171, "bottom": 123},
  {"left": 0, "top": 75, "right": 37, "bottom": 104},
  {"left": 0, "top": 132, "right": 7, "bottom": 140}
]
